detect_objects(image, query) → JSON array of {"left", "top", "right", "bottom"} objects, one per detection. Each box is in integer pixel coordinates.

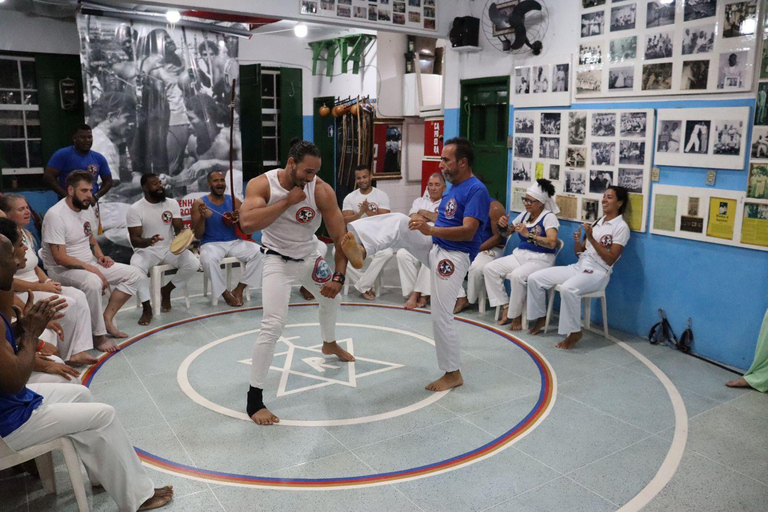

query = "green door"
[{"left": 459, "top": 77, "right": 509, "bottom": 203}]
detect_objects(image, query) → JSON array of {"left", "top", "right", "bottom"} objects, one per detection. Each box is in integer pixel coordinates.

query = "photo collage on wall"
[
  {"left": 511, "top": 108, "right": 654, "bottom": 232},
  {"left": 513, "top": 55, "right": 573, "bottom": 107},
  {"left": 301, "top": 0, "right": 437, "bottom": 31},
  {"left": 577, "top": 0, "right": 759, "bottom": 98}
]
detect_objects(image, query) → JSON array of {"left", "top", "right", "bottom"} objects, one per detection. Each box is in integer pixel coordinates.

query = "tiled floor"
[{"left": 2, "top": 274, "right": 767, "bottom": 512}]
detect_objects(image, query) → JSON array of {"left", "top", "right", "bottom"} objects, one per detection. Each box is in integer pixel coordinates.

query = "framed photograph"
[
  {"left": 552, "top": 64, "right": 570, "bottom": 92},
  {"left": 609, "top": 36, "right": 637, "bottom": 62},
  {"left": 372, "top": 118, "right": 403, "bottom": 179},
  {"left": 680, "top": 60, "right": 709, "bottom": 90},
  {"left": 512, "top": 160, "right": 532, "bottom": 182},
  {"left": 618, "top": 167, "right": 644, "bottom": 193},
  {"left": 579, "top": 43, "right": 604, "bottom": 65},
  {"left": 582, "top": 198, "right": 600, "bottom": 221},
  {"left": 581, "top": 11, "right": 605, "bottom": 37},
  {"left": 514, "top": 114, "right": 535, "bottom": 134},
  {"left": 591, "top": 112, "right": 616, "bottom": 136},
  {"left": 656, "top": 120, "right": 682, "bottom": 153},
  {"left": 515, "top": 67, "right": 530, "bottom": 94},
  {"left": 539, "top": 137, "right": 561, "bottom": 159},
  {"left": 644, "top": 31, "right": 673, "bottom": 60},
  {"left": 620, "top": 112, "right": 647, "bottom": 137},
  {"left": 681, "top": 25, "right": 714, "bottom": 55},
  {"left": 641, "top": 62, "right": 673, "bottom": 90},
  {"left": 549, "top": 163, "right": 561, "bottom": 181},
  {"left": 683, "top": 120, "right": 711, "bottom": 154},
  {"left": 591, "top": 142, "right": 616, "bottom": 166},
  {"left": 683, "top": 0, "right": 716, "bottom": 22},
  {"left": 576, "top": 69, "right": 602, "bottom": 94},
  {"left": 619, "top": 140, "right": 646, "bottom": 165},
  {"left": 610, "top": 3, "right": 636, "bottom": 32},
  {"left": 756, "top": 82, "right": 768, "bottom": 125},
  {"left": 722, "top": 1, "right": 757, "bottom": 38},
  {"left": 541, "top": 113, "right": 562, "bottom": 134},
  {"left": 747, "top": 163, "right": 768, "bottom": 200},
  {"left": 750, "top": 126, "right": 768, "bottom": 159},
  {"left": 514, "top": 57, "right": 573, "bottom": 108},
  {"left": 514, "top": 137, "right": 534, "bottom": 158},
  {"left": 608, "top": 66, "right": 634, "bottom": 90},
  {"left": 569, "top": 112, "right": 587, "bottom": 144},
  {"left": 646, "top": 0, "right": 675, "bottom": 28},
  {"left": 712, "top": 120, "right": 744, "bottom": 156},
  {"left": 565, "top": 170, "right": 587, "bottom": 194},
  {"left": 532, "top": 65, "right": 551, "bottom": 93},
  {"left": 566, "top": 146, "right": 587, "bottom": 168},
  {"left": 589, "top": 170, "right": 614, "bottom": 194},
  {"left": 717, "top": 51, "right": 748, "bottom": 89},
  {"left": 583, "top": 0, "right": 605, "bottom": 7}
]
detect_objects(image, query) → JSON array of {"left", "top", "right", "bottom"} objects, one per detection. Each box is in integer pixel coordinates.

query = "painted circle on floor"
[{"left": 82, "top": 303, "right": 557, "bottom": 490}]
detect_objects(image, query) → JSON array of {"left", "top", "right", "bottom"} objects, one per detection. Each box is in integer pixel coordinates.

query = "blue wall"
[
  {"left": 445, "top": 98, "right": 768, "bottom": 370},
  {"left": 303, "top": 115, "right": 314, "bottom": 141}
]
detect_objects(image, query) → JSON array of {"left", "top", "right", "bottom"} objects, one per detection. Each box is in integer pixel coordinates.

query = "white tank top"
[
  {"left": 17, "top": 231, "right": 40, "bottom": 283},
  {"left": 260, "top": 169, "right": 323, "bottom": 259}
]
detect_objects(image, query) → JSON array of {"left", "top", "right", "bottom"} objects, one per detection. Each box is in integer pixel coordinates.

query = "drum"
[{"left": 169, "top": 228, "right": 194, "bottom": 255}]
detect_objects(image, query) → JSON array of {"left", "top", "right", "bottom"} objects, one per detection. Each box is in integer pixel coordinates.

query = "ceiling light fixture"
[
  {"left": 294, "top": 23, "right": 308, "bottom": 38},
  {"left": 166, "top": 10, "right": 181, "bottom": 23}
]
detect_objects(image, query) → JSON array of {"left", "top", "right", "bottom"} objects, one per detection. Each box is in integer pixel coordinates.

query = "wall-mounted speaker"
[{"left": 449, "top": 17, "right": 480, "bottom": 48}]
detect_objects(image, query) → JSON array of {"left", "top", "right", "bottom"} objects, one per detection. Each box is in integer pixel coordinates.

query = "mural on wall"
[
  {"left": 76, "top": 14, "right": 241, "bottom": 262},
  {"left": 301, "top": 0, "right": 437, "bottom": 31}
]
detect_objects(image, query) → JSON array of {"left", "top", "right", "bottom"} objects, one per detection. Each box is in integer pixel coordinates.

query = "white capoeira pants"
[
  {"left": 396, "top": 248, "right": 430, "bottom": 297},
  {"left": 199, "top": 240, "right": 262, "bottom": 298},
  {"left": 130, "top": 246, "right": 200, "bottom": 303},
  {"left": 344, "top": 248, "right": 394, "bottom": 294},
  {"left": 3, "top": 383, "right": 154, "bottom": 512},
  {"left": 483, "top": 248, "right": 556, "bottom": 318},
  {"left": 250, "top": 249, "right": 340, "bottom": 389},
  {"left": 349, "top": 213, "right": 470, "bottom": 372},
  {"left": 457, "top": 247, "right": 502, "bottom": 302},
  {"left": 527, "top": 259, "right": 610, "bottom": 335},
  {"left": 16, "top": 286, "right": 93, "bottom": 360},
  {"left": 48, "top": 261, "right": 147, "bottom": 337},
  {"left": 28, "top": 354, "right": 82, "bottom": 385}
]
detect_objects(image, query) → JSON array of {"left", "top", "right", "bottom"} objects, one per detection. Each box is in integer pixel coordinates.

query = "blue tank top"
[
  {"left": 201, "top": 195, "right": 237, "bottom": 245},
  {"left": 517, "top": 212, "right": 557, "bottom": 254},
  {"left": 0, "top": 313, "right": 43, "bottom": 438}
]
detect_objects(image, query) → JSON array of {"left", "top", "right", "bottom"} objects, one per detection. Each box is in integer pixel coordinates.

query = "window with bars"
[
  {"left": 0, "top": 57, "right": 43, "bottom": 172},
  {"left": 261, "top": 69, "right": 280, "bottom": 167}
]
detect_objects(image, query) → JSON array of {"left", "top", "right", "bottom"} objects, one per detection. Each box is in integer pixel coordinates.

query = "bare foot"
[
  {"left": 68, "top": 351, "right": 98, "bottom": 366},
  {"left": 138, "top": 486, "right": 174, "bottom": 510},
  {"left": 404, "top": 292, "right": 419, "bottom": 310},
  {"left": 138, "top": 305, "right": 152, "bottom": 326},
  {"left": 528, "top": 317, "right": 546, "bottom": 335},
  {"left": 251, "top": 408, "right": 280, "bottom": 425},
  {"left": 222, "top": 290, "right": 241, "bottom": 307},
  {"left": 725, "top": 377, "right": 752, "bottom": 388},
  {"left": 453, "top": 297, "right": 470, "bottom": 315},
  {"left": 362, "top": 290, "right": 376, "bottom": 301},
  {"left": 103, "top": 321, "right": 128, "bottom": 340},
  {"left": 300, "top": 286, "right": 316, "bottom": 300},
  {"left": 95, "top": 335, "right": 121, "bottom": 352},
  {"left": 417, "top": 296, "right": 429, "bottom": 308},
  {"left": 341, "top": 232, "right": 366, "bottom": 269},
  {"left": 322, "top": 341, "right": 355, "bottom": 361},
  {"left": 232, "top": 285, "right": 246, "bottom": 306},
  {"left": 497, "top": 306, "right": 510, "bottom": 326},
  {"left": 509, "top": 316, "right": 523, "bottom": 331},
  {"left": 160, "top": 283, "right": 174, "bottom": 312},
  {"left": 425, "top": 370, "right": 463, "bottom": 391},
  {"left": 556, "top": 331, "right": 583, "bottom": 349}
]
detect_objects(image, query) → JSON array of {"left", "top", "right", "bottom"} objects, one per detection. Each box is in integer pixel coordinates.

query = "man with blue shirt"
[
  {"left": 44, "top": 124, "right": 114, "bottom": 200},
  {"left": 342, "top": 137, "right": 491, "bottom": 391}
]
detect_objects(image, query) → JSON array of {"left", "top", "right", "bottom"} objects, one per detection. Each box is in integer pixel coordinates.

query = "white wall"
[{"left": 0, "top": 11, "right": 80, "bottom": 55}]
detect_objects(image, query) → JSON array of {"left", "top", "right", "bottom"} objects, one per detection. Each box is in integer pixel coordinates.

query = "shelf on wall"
[{"left": 451, "top": 45, "right": 482, "bottom": 53}]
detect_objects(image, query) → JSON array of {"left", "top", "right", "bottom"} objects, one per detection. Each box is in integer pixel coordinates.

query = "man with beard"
[
  {"left": 43, "top": 124, "right": 114, "bottom": 200},
  {"left": 40, "top": 171, "right": 148, "bottom": 341},
  {"left": 191, "top": 171, "right": 261, "bottom": 307},
  {"left": 128, "top": 174, "right": 199, "bottom": 323}
]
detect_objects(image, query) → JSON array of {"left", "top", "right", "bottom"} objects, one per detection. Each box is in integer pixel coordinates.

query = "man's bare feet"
[
  {"left": 160, "top": 283, "right": 174, "bottom": 312},
  {"left": 222, "top": 290, "right": 241, "bottom": 307},
  {"left": 417, "top": 295, "right": 429, "bottom": 308},
  {"left": 341, "top": 232, "right": 366, "bottom": 269},
  {"left": 453, "top": 296, "right": 470, "bottom": 315},
  {"left": 556, "top": 331, "right": 583, "bottom": 349},
  {"left": 251, "top": 408, "right": 280, "bottom": 425},
  {"left": 509, "top": 316, "right": 523, "bottom": 331},
  {"left": 362, "top": 290, "right": 376, "bottom": 301},
  {"left": 322, "top": 341, "right": 355, "bottom": 361},
  {"left": 138, "top": 304, "right": 152, "bottom": 326},
  {"left": 95, "top": 335, "right": 120, "bottom": 352},
  {"left": 68, "top": 351, "right": 98, "bottom": 366},
  {"left": 232, "top": 284, "right": 247, "bottom": 306},
  {"left": 138, "top": 486, "right": 174, "bottom": 510},
  {"left": 497, "top": 306, "right": 510, "bottom": 326},
  {"left": 725, "top": 377, "right": 752, "bottom": 388},
  {"left": 104, "top": 320, "right": 128, "bottom": 339},
  {"left": 300, "top": 286, "right": 316, "bottom": 300},
  {"left": 528, "top": 317, "right": 546, "bottom": 335},
  {"left": 425, "top": 370, "right": 463, "bottom": 391},
  {"left": 404, "top": 292, "right": 419, "bottom": 310}
]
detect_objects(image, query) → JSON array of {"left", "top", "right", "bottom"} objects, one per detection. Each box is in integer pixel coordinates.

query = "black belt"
[{"left": 260, "top": 246, "right": 304, "bottom": 262}]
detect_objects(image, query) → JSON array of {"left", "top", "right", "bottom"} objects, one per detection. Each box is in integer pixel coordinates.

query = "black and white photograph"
[
  {"left": 379, "top": 9, "right": 392, "bottom": 21},
  {"left": 609, "top": 36, "right": 637, "bottom": 62},
  {"left": 755, "top": 82, "right": 768, "bottom": 125},
  {"left": 515, "top": 67, "right": 530, "bottom": 94},
  {"left": 582, "top": 198, "right": 600, "bottom": 222},
  {"left": 751, "top": 126, "right": 768, "bottom": 158},
  {"left": 688, "top": 197, "right": 700, "bottom": 217},
  {"left": 339, "top": 0, "right": 352, "bottom": 4},
  {"left": 683, "top": 120, "right": 711, "bottom": 154},
  {"left": 680, "top": 60, "right": 709, "bottom": 90},
  {"left": 532, "top": 66, "right": 550, "bottom": 93},
  {"left": 712, "top": 120, "right": 744, "bottom": 155},
  {"left": 682, "top": 26, "right": 715, "bottom": 55},
  {"left": 321, "top": 1, "right": 335, "bottom": 10},
  {"left": 657, "top": 121, "right": 682, "bottom": 152},
  {"left": 583, "top": 0, "right": 605, "bottom": 7},
  {"left": 619, "top": 140, "right": 646, "bottom": 164},
  {"left": 549, "top": 163, "right": 561, "bottom": 181},
  {"left": 424, "top": 7, "right": 435, "bottom": 18},
  {"left": 576, "top": 69, "right": 602, "bottom": 94},
  {"left": 592, "top": 112, "right": 616, "bottom": 136},
  {"left": 393, "top": 1, "right": 406, "bottom": 13},
  {"left": 565, "top": 170, "right": 587, "bottom": 194},
  {"left": 581, "top": 11, "right": 605, "bottom": 37},
  {"left": 609, "top": 67, "right": 634, "bottom": 90},
  {"left": 552, "top": 64, "right": 570, "bottom": 92},
  {"left": 512, "top": 160, "right": 532, "bottom": 182},
  {"left": 353, "top": 6, "right": 367, "bottom": 18},
  {"left": 301, "top": 1, "right": 318, "bottom": 14},
  {"left": 589, "top": 170, "right": 614, "bottom": 194},
  {"left": 641, "top": 62, "right": 673, "bottom": 90},
  {"left": 569, "top": 112, "right": 587, "bottom": 144},
  {"left": 610, "top": 4, "right": 636, "bottom": 32},
  {"left": 368, "top": 5, "right": 378, "bottom": 21},
  {"left": 515, "top": 114, "right": 535, "bottom": 134},
  {"left": 540, "top": 137, "right": 561, "bottom": 159},
  {"left": 424, "top": 0, "right": 435, "bottom": 5},
  {"left": 745, "top": 202, "right": 768, "bottom": 220},
  {"left": 393, "top": 13, "right": 405, "bottom": 24},
  {"left": 566, "top": 146, "right": 587, "bottom": 168},
  {"left": 723, "top": 0, "right": 757, "bottom": 38},
  {"left": 591, "top": 142, "right": 616, "bottom": 166},
  {"left": 408, "top": 0, "right": 421, "bottom": 6},
  {"left": 644, "top": 32, "right": 673, "bottom": 60},
  {"left": 541, "top": 113, "right": 562, "bottom": 134},
  {"left": 620, "top": 112, "right": 647, "bottom": 137},
  {"left": 618, "top": 167, "right": 644, "bottom": 193},
  {"left": 338, "top": 5, "right": 351, "bottom": 16},
  {"left": 717, "top": 51, "right": 747, "bottom": 89},
  {"left": 684, "top": 0, "right": 716, "bottom": 22},
  {"left": 579, "top": 43, "right": 603, "bottom": 65},
  {"left": 646, "top": 0, "right": 675, "bottom": 28},
  {"left": 514, "top": 137, "right": 534, "bottom": 158},
  {"left": 747, "top": 163, "right": 768, "bottom": 199}
]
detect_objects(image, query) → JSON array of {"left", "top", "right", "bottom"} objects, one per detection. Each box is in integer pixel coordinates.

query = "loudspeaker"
[{"left": 449, "top": 16, "right": 480, "bottom": 48}]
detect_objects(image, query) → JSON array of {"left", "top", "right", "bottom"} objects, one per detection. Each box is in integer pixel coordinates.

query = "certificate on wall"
[
  {"left": 706, "top": 197, "right": 737, "bottom": 240},
  {"left": 653, "top": 193, "right": 678, "bottom": 231},
  {"left": 625, "top": 193, "right": 644, "bottom": 231}
]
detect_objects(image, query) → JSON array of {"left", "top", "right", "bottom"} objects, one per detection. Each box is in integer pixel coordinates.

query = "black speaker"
[{"left": 449, "top": 16, "right": 480, "bottom": 48}]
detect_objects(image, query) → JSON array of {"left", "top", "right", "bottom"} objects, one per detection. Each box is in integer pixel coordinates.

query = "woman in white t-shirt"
[
  {"left": 527, "top": 186, "right": 631, "bottom": 349},
  {"left": 483, "top": 179, "right": 561, "bottom": 331}
]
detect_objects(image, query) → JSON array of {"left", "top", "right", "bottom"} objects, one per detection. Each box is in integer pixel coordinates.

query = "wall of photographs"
[
  {"left": 577, "top": 0, "right": 759, "bottom": 98},
  {"left": 513, "top": 55, "right": 573, "bottom": 108},
  {"left": 300, "top": 0, "right": 437, "bottom": 31},
  {"left": 511, "top": 108, "right": 654, "bottom": 232}
]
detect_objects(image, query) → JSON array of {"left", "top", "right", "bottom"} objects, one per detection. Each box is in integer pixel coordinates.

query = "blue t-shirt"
[
  {"left": 201, "top": 195, "right": 238, "bottom": 244},
  {"left": 0, "top": 313, "right": 43, "bottom": 438},
  {"left": 434, "top": 176, "right": 491, "bottom": 261},
  {"left": 47, "top": 146, "right": 111, "bottom": 194}
]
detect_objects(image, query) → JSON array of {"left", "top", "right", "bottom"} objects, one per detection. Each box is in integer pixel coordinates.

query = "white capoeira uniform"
[
  {"left": 396, "top": 195, "right": 442, "bottom": 297},
  {"left": 457, "top": 245, "right": 504, "bottom": 302},
  {"left": 349, "top": 176, "right": 491, "bottom": 372},
  {"left": 483, "top": 210, "right": 560, "bottom": 318},
  {"left": 527, "top": 215, "right": 630, "bottom": 335},
  {"left": 127, "top": 197, "right": 199, "bottom": 303},
  {"left": 249, "top": 170, "right": 340, "bottom": 389},
  {"left": 342, "top": 187, "right": 394, "bottom": 294},
  {"left": 40, "top": 199, "right": 147, "bottom": 337}
]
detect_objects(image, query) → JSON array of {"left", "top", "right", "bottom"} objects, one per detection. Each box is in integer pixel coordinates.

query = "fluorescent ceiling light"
[
  {"left": 166, "top": 10, "right": 181, "bottom": 23},
  {"left": 294, "top": 23, "right": 308, "bottom": 38}
]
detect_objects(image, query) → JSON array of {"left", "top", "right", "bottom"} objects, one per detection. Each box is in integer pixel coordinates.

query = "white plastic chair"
[
  {"left": 544, "top": 275, "right": 611, "bottom": 339},
  {"left": 135, "top": 264, "right": 191, "bottom": 316},
  {"left": 343, "top": 254, "right": 383, "bottom": 297},
  {"left": 0, "top": 435, "right": 89, "bottom": 512},
  {"left": 203, "top": 256, "right": 252, "bottom": 306}
]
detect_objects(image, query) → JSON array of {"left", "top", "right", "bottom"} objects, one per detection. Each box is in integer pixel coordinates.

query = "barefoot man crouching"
[{"left": 239, "top": 140, "right": 353, "bottom": 425}]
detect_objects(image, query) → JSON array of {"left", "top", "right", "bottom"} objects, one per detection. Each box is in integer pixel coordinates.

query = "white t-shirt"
[
  {"left": 342, "top": 188, "right": 390, "bottom": 217},
  {"left": 409, "top": 195, "right": 442, "bottom": 215},
  {"left": 16, "top": 231, "right": 39, "bottom": 283},
  {"left": 580, "top": 215, "right": 630, "bottom": 272},
  {"left": 126, "top": 197, "right": 181, "bottom": 249},
  {"left": 40, "top": 198, "right": 97, "bottom": 269}
]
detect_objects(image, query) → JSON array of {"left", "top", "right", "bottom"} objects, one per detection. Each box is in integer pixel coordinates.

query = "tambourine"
[{"left": 169, "top": 228, "right": 194, "bottom": 255}]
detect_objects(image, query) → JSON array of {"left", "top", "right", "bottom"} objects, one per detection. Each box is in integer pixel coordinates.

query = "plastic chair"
[
  {"left": 203, "top": 256, "right": 252, "bottom": 306},
  {"left": 544, "top": 276, "right": 611, "bottom": 339},
  {"left": 135, "top": 264, "right": 191, "bottom": 315},
  {"left": 0, "top": 435, "right": 89, "bottom": 512},
  {"left": 343, "top": 254, "right": 383, "bottom": 297}
]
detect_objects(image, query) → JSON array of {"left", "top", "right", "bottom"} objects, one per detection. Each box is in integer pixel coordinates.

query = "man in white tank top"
[{"left": 239, "top": 141, "right": 352, "bottom": 425}]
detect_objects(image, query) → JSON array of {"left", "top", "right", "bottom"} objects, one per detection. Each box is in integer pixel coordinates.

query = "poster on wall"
[
  {"left": 76, "top": 14, "right": 242, "bottom": 262},
  {"left": 741, "top": 202, "right": 768, "bottom": 246},
  {"left": 654, "top": 106, "right": 750, "bottom": 170},
  {"left": 577, "top": 0, "right": 759, "bottom": 98},
  {"left": 513, "top": 55, "right": 573, "bottom": 108},
  {"left": 301, "top": 0, "right": 437, "bottom": 31}
]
